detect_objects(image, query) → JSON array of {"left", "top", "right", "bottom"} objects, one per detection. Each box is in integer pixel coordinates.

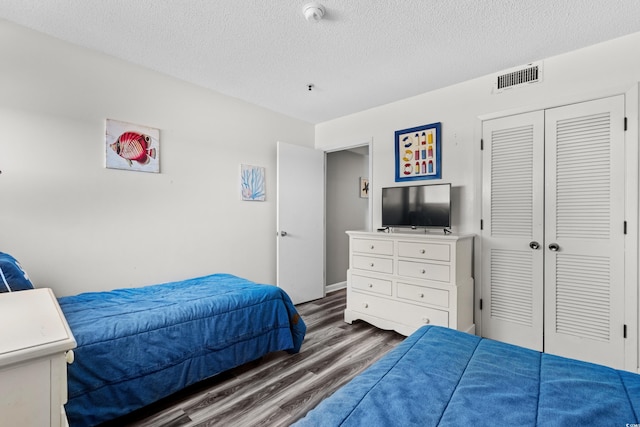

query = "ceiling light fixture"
[{"left": 303, "top": 2, "right": 325, "bottom": 23}]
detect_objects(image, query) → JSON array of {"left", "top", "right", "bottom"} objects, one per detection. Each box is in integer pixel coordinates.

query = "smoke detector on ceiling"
[{"left": 303, "top": 3, "right": 326, "bottom": 23}]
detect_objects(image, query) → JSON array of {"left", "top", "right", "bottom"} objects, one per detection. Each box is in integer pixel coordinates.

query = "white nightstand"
[{"left": 0, "top": 288, "right": 77, "bottom": 427}]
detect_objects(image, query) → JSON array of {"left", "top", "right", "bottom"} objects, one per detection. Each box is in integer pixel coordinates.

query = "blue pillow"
[{"left": 0, "top": 252, "right": 34, "bottom": 292}]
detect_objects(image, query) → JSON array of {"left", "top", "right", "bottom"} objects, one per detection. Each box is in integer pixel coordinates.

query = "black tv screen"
[{"left": 381, "top": 183, "right": 451, "bottom": 229}]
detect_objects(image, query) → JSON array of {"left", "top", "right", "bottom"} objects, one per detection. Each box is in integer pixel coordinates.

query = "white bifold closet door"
[
  {"left": 544, "top": 96, "right": 626, "bottom": 367},
  {"left": 482, "top": 95, "right": 626, "bottom": 368},
  {"left": 481, "top": 111, "right": 545, "bottom": 351}
]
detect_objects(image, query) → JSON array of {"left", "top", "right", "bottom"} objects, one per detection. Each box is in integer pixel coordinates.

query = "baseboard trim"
[{"left": 326, "top": 281, "right": 347, "bottom": 294}]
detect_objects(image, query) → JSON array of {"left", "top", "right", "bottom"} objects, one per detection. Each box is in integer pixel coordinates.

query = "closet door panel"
[
  {"left": 481, "top": 111, "right": 545, "bottom": 351},
  {"left": 544, "top": 95, "right": 625, "bottom": 368}
]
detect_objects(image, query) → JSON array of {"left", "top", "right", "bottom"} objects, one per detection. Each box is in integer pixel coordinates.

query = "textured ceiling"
[{"left": 1, "top": 1, "right": 640, "bottom": 124}]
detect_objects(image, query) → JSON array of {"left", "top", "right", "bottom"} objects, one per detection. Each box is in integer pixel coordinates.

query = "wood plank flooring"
[{"left": 101, "top": 289, "right": 404, "bottom": 427}]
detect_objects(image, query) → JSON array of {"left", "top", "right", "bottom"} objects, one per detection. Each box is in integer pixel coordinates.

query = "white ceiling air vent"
[{"left": 493, "top": 61, "right": 543, "bottom": 94}]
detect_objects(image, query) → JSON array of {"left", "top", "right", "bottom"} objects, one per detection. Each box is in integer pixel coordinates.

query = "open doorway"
[{"left": 325, "top": 144, "right": 371, "bottom": 293}]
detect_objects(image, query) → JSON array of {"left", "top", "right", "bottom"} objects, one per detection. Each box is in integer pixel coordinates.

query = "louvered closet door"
[
  {"left": 543, "top": 95, "right": 625, "bottom": 368},
  {"left": 481, "top": 111, "right": 545, "bottom": 351}
]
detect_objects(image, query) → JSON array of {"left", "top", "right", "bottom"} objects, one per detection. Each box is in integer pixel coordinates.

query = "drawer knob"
[
  {"left": 370, "top": 263, "right": 375, "bottom": 267},
  {"left": 370, "top": 245, "right": 375, "bottom": 249},
  {"left": 421, "top": 269, "right": 426, "bottom": 274},
  {"left": 420, "top": 249, "right": 426, "bottom": 254},
  {"left": 363, "top": 303, "right": 369, "bottom": 309},
  {"left": 368, "top": 283, "right": 373, "bottom": 288},
  {"left": 419, "top": 293, "right": 424, "bottom": 298},
  {"left": 66, "top": 350, "right": 75, "bottom": 365},
  {"left": 422, "top": 317, "right": 431, "bottom": 324}
]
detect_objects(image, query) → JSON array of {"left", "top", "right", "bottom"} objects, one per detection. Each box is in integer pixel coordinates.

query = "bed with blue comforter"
[
  {"left": 295, "top": 325, "right": 640, "bottom": 426},
  {"left": 57, "top": 273, "right": 306, "bottom": 427}
]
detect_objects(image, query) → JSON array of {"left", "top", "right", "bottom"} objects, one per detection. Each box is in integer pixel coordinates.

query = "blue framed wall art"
[{"left": 394, "top": 122, "right": 441, "bottom": 182}]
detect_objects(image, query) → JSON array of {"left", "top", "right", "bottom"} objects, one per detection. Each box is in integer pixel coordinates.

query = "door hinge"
[
  {"left": 624, "top": 117, "right": 628, "bottom": 131},
  {"left": 624, "top": 221, "right": 627, "bottom": 234},
  {"left": 624, "top": 324, "right": 627, "bottom": 338},
  {"left": 480, "top": 139, "right": 484, "bottom": 150},
  {"left": 480, "top": 219, "right": 484, "bottom": 230},
  {"left": 479, "top": 299, "right": 483, "bottom": 310}
]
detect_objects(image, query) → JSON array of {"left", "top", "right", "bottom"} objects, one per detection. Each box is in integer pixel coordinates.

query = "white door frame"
[
  {"left": 324, "top": 140, "right": 374, "bottom": 232},
  {"left": 324, "top": 141, "right": 373, "bottom": 293}
]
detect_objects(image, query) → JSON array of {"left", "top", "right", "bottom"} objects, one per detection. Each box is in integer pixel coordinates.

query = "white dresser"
[
  {"left": 345, "top": 231, "right": 474, "bottom": 336},
  {"left": 0, "top": 288, "right": 77, "bottom": 427}
]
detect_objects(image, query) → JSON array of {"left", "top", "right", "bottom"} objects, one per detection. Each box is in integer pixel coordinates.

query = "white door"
[
  {"left": 481, "top": 111, "right": 545, "bottom": 351},
  {"left": 277, "top": 141, "right": 325, "bottom": 304},
  {"left": 543, "top": 95, "right": 626, "bottom": 368},
  {"left": 481, "top": 95, "right": 626, "bottom": 368}
]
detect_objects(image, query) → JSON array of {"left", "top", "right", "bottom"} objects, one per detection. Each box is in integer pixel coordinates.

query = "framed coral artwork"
[
  {"left": 105, "top": 119, "right": 160, "bottom": 173},
  {"left": 241, "top": 164, "right": 266, "bottom": 201},
  {"left": 394, "top": 122, "right": 441, "bottom": 182}
]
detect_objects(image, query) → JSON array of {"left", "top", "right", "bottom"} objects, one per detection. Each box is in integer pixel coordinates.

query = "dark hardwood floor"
[{"left": 101, "top": 289, "right": 404, "bottom": 427}]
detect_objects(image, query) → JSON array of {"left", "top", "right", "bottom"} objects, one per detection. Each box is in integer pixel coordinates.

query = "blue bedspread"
[
  {"left": 295, "top": 325, "right": 640, "bottom": 426},
  {"left": 58, "top": 273, "right": 306, "bottom": 427}
]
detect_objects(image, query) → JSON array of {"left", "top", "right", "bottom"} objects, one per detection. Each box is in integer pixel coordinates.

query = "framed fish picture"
[
  {"left": 394, "top": 122, "right": 441, "bottom": 182},
  {"left": 105, "top": 119, "right": 160, "bottom": 173}
]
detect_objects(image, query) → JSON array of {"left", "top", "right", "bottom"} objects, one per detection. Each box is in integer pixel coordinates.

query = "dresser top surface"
[
  {"left": 346, "top": 230, "right": 474, "bottom": 241},
  {"left": 0, "top": 288, "right": 76, "bottom": 363}
]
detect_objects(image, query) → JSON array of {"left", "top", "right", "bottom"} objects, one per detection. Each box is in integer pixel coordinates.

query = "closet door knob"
[
  {"left": 529, "top": 241, "right": 540, "bottom": 250},
  {"left": 548, "top": 243, "right": 560, "bottom": 252}
]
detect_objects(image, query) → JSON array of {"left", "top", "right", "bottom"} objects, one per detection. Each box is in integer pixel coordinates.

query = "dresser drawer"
[
  {"left": 397, "top": 302, "right": 448, "bottom": 329},
  {"left": 348, "top": 291, "right": 448, "bottom": 328},
  {"left": 398, "top": 260, "right": 450, "bottom": 282},
  {"left": 352, "top": 255, "right": 393, "bottom": 274},
  {"left": 352, "top": 238, "right": 394, "bottom": 256},
  {"left": 397, "top": 282, "right": 449, "bottom": 308},
  {"left": 398, "top": 241, "right": 450, "bottom": 261},
  {"left": 351, "top": 274, "right": 392, "bottom": 296}
]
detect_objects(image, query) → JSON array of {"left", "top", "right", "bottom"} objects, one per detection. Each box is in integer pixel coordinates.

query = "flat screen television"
[{"left": 381, "top": 183, "right": 451, "bottom": 229}]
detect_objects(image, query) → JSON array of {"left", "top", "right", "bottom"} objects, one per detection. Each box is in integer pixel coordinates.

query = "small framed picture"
[
  {"left": 394, "top": 122, "right": 441, "bottom": 182},
  {"left": 105, "top": 119, "right": 160, "bottom": 173},
  {"left": 360, "top": 177, "right": 369, "bottom": 198},
  {"left": 241, "top": 164, "right": 266, "bottom": 201}
]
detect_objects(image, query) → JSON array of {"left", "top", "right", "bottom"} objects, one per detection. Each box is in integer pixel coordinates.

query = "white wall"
[
  {"left": 0, "top": 20, "right": 314, "bottom": 296},
  {"left": 315, "top": 31, "right": 640, "bottom": 236},
  {"left": 3, "top": 18, "right": 640, "bottom": 302},
  {"left": 315, "top": 31, "right": 640, "bottom": 348}
]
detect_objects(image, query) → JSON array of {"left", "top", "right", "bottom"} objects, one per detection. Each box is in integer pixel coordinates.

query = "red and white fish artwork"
[
  {"left": 105, "top": 119, "right": 159, "bottom": 173},
  {"left": 110, "top": 132, "right": 156, "bottom": 166}
]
